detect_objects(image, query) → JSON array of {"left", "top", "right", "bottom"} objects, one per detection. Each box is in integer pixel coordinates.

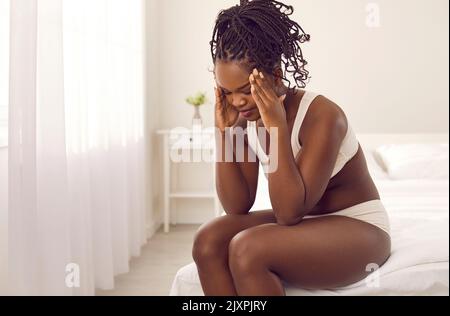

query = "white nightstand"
[{"left": 156, "top": 127, "right": 222, "bottom": 233}]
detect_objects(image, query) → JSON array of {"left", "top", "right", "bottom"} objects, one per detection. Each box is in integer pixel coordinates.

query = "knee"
[
  {"left": 228, "top": 230, "right": 264, "bottom": 275},
  {"left": 192, "top": 217, "right": 228, "bottom": 265}
]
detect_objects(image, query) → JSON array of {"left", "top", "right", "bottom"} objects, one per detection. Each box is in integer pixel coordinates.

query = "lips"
[{"left": 239, "top": 108, "right": 256, "bottom": 118}]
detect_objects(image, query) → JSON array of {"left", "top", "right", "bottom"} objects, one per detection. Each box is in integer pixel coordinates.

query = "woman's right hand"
[{"left": 214, "top": 86, "right": 239, "bottom": 132}]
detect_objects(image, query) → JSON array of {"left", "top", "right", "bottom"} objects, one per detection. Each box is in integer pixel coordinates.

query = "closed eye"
[
  {"left": 223, "top": 90, "right": 251, "bottom": 95},
  {"left": 220, "top": 83, "right": 252, "bottom": 95}
]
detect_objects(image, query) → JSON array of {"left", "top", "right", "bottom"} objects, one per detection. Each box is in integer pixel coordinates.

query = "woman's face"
[{"left": 214, "top": 60, "right": 266, "bottom": 121}]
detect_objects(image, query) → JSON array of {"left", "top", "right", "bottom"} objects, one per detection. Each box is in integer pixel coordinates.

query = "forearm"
[
  {"left": 268, "top": 126, "right": 307, "bottom": 225},
  {"left": 215, "top": 130, "right": 252, "bottom": 214}
]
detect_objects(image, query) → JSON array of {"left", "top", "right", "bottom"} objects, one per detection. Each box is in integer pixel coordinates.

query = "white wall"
[
  {"left": 155, "top": 0, "right": 449, "bottom": 133},
  {"left": 157, "top": 0, "right": 236, "bottom": 131},
  {"left": 299, "top": 0, "right": 449, "bottom": 133}
]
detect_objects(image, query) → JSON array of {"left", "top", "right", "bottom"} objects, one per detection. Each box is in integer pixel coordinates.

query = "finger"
[
  {"left": 214, "top": 87, "right": 227, "bottom": 115},
  {"left": 250, "top": 74, "right": 271, "bottom": 110},
  {"left": 251, "top": 82, "right": 266, "bottom": 111},
  {"left": 249, "top": 72, "right": 267, "bottom": 100},
  {"left": 251, "top": 69, "right": 275, "bottom": 100},
  {"left": 255, "top": 69, "right": 280, "bottom": 102},
  {"left": 251, "top": 77, "right": 277, "bottom": 114},
  {"left": 215, "top": 87, "right": 226, "bottom": 105},
  {"left": 214, "top": 87, "right": 223, "bottom": 108},
  {"left": 214, "top": 86, "right": 219, "bottom": 100},
  {"left": 214, "top": 86, "right": 221, "bottom": 98}
]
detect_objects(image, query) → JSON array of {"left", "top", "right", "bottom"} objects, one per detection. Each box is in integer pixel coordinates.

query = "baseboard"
[{"left": 146, "top": 219, "right": 162, "bottom": 240}]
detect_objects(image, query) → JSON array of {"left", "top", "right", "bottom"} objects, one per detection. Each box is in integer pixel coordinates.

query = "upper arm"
[
  {"left": 233, "top": 117, "right": 259, "bottom": 205},
  {"left": 295, "top": 96, "right": 348, "bottom": 211}
]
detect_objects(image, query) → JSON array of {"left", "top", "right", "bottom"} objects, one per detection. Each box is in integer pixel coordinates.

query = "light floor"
[{"left": 96, "top": 224, "right": 200, "bottom": 296}]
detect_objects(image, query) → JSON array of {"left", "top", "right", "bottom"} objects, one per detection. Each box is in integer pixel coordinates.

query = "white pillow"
[
  {"left": 360, "top": 145, "right": 390, "bottom": 180},
  {"left": 374, "top": 143, "right": 449, "bottom": 180}
]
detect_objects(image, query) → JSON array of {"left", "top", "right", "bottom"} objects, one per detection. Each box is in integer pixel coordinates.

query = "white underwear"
[{"left": 304, "top": 199, "right": 391, "bottom": 237}]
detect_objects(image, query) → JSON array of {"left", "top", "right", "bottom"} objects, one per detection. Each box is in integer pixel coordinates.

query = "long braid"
[{"left": 210, "top": 0, "right": 311, "bottom": 92}]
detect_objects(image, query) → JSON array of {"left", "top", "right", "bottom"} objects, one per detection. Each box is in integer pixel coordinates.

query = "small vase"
[
  {"left": 192, "top": 106, "right": 203, "bottom": 129},
  {"left": 191, "top": 106, "right": 202, "bottom": 144}
]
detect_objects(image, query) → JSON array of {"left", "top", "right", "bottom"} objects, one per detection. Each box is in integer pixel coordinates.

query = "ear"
[
  {"left": 271, "top": 67, "right": 287, "bottom": 97},
  {"left": 272, "top": 67, "right": 284, "bottom": 85}
]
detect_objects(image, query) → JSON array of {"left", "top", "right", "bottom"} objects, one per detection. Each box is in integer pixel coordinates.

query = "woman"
[{"left": 192, "top": 0, "right": 391, "bottom": 296}]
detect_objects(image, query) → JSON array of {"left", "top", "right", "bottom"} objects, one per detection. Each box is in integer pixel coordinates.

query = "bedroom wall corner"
[{"left": 145, "top": 0, "right": 163, "bottom": 239}]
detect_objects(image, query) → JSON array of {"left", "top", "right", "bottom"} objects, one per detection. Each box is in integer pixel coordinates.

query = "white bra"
[{"left": 247, "top": 90, "right": 359, "bottom": 179}]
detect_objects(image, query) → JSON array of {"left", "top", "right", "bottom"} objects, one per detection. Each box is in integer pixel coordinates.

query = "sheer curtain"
[{"left": 8, "top": 0, "right": 147, "bottom": 295}]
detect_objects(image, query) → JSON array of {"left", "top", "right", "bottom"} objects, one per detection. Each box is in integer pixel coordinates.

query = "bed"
[{"left": 169, "top": 134, "right": 449, "bottom": 296}]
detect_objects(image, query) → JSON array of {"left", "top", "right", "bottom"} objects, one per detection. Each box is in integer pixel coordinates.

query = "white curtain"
[{"left": 8, "top": 0, "right": 147, "bottom": 295}]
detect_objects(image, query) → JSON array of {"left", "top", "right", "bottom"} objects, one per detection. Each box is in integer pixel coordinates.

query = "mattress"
[{"left": 169, "top": 136, "right": 449, "bottom": 296}]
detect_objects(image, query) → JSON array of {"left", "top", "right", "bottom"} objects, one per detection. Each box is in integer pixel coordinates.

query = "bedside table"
[{"left": 156, "top": 127, "right": 222, "bottom": 233}]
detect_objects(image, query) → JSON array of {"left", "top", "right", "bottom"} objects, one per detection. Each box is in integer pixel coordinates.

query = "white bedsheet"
[
  {"left": 169, "top": 210, "right": 449, "bottom": 296},
  {"left": 169, "top": 141, "right": 449, "bottom": 296}
]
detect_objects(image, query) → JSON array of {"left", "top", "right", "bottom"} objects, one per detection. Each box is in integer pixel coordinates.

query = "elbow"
[
  {"left": 272, "top": 203, "right": 305, "bottom": 226},
  {"left": 275, "top": 213, "right": 304, "bottom": 226},
  {"left": 276, "top": 217, "right": 303, "bottom": 226}
]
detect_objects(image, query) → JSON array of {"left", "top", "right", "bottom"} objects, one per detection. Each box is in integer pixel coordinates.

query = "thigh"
[{"left": 230, "top": 215, "right": 391, "bottom": 289}]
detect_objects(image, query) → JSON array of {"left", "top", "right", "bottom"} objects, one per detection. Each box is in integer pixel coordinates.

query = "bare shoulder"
[
  {"left": 299, "top": 94, "right": 348, "bottom": 145},
  {"left": 307, "top": 94, "right": 348, "bottom": 126}
]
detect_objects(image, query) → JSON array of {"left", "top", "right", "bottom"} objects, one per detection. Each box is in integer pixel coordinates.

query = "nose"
[{"left": 230, "top": 95, "right": 247, "bottom": 108}]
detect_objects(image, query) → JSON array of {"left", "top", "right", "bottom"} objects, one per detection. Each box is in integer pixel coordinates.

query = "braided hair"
[{"left": 210, "top": 0, "right": 311, "bottom": 93}]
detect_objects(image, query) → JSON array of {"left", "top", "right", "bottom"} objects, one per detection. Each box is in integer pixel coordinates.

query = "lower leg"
[
  {"left": 232, "top": 267, "right": 286, "bottom": 296},
  {"left": 192, "top": 211, "right": 278, "bottom": 295},
  {"left": 196, "top": 257, "right": 238, "bottom": 296}
]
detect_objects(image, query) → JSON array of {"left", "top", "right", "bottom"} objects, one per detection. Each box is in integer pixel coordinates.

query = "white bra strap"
[{"left": 290, "top": 91, "right": 319, "bottom": 156}]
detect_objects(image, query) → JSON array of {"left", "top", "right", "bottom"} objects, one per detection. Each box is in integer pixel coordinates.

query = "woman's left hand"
[{"left": 249, "top": 68, "right": 287, "bottom": 130}]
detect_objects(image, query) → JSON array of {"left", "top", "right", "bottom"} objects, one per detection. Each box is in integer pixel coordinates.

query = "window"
[
  {"left": 62, "top": 0, "right": 145, "bottom": 153},
  {"left": 0, "top": 0, "right": 144, "bottom": 149}
]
